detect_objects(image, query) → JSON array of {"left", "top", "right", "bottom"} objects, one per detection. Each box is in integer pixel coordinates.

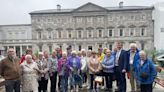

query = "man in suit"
[{"left": 114, "top": 42, "right": 128, "bottom": 92}]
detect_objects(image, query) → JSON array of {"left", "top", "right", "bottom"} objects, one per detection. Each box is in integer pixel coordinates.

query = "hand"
[
  {"left": 70, "top": 67, "right": 74, "bottom": 72},
  {"left": 122, "top": 69, "right": 126, "bottom": 73},
  {"left": 127, "top": 72, "right": 130, "bottom": 79}
]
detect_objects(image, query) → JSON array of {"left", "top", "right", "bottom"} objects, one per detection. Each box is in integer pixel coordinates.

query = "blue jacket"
[
  {"left": 101, "top": 55, "right": 115, "bottom": 73},
  {"left": 134, "top": 58, "right": 157, "bottom": 84},
  {"left": 127, "top": 48, "right": 140, "bottom": 72}
]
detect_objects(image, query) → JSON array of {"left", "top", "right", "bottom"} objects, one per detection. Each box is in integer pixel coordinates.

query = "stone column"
[{"left": 20, "top": 46, "right": 22, "bottom": 56}]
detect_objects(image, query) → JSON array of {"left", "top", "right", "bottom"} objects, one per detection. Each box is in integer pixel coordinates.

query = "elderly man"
[
  {"left": 127, "top": 43, "right": 140, "bottom": 92},
  {"left": 134, "top": 51, "right": 157, "bottom": 92},
  {"left": 0, "top": 48, "right": 21, "bottom": 92}
]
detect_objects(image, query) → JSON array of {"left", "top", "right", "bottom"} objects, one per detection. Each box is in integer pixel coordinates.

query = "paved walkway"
[{"left": 0, "top": 79, "right": 164, "bottom": 92}]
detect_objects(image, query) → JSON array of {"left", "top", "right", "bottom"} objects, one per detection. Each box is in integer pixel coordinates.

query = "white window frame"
[
  {"left": 97, "top": 29, "right": 103, "bottom": 38},
  {"left": 58, "top": 31, "right": 62, "bottom": 38},
  {"left": 108, "top": 29, "right": 113, "bottom": 37},
  {"left": 87, "top": 30, "right": 93, "bottom": 38},
  {"left": 119, "top": 28, "right": 124, "bottom": 37},
  {"left": 129, "top": 28, "right": 135, "bottom": 36},
  {"left": 67, "top": 31, "right": 72, "bottom": 38},
  {"left": 77, "top": 30, "right": 83, "bottom": 38},
  {"left": 140, "top": 28, "right": 146, "bottom": 36}
]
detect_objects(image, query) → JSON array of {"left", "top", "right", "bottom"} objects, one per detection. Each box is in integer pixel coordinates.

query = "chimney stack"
[
  {"left": 119, "top": 1, "right": 123, "bottom": 8},
  {"left": 57, "top": 4, "right": 61, "bottom": 11}
]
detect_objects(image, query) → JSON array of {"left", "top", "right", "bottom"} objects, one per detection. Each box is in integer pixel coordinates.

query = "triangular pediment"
[{"left": 72, "top": 2, "right": 108, "bottom": 12}]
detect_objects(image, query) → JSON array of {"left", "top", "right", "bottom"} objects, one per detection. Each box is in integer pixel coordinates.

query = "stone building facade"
[
  {"left": 30, "top": 2, "right": 154, "bottom": 53},
  {"left": 0, "top": 24, "right": 32, "bottom": 56},
  {"left": 0, "top": 2, "right": 154, "bottom": 57}
]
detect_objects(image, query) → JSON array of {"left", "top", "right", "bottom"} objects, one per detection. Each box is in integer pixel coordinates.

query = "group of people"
[{"left": 0, "top": 42, "right": 157, "bottom": 92}]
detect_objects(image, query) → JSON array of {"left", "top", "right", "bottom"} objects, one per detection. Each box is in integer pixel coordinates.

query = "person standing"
[
  {"left": 101, "top": 50, "right": 115, "bottom": 91},
  {"left": 0, "top": 48, "right": 21, "bottom": 92},
  {"left": 127, "top": 43, "right": 140, "bottom": 92},
  {"left": 49, "top": 51, "right": 58, "bottom": 92},
  {"left": 134, "top": 51, "right": 157, "bottom": 92},
  {"left": 36, "top": 52, "right": 49, "bottom": 92},
  {"left": 80, "top": 49, "right": 88, "bottom": 87},
  {"left": 88, "top": 51, "right": 101, "bottom": 92},
  {"left": 58, "top": 52, "right": 69, "bottom": 92},
  {"left": 114, "top": 42, "right": 128, "bottom": 92},
  {"left": 67, "top": 51, "right": 81, "bottom": 92},
  {"left": 20, "top": 54, "right": 39, "bottom": 92}
]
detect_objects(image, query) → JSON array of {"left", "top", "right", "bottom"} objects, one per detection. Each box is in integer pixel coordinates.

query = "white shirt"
[
  {"left": 140, "top": 60, "right": 144, "bottom": 66},
  {"left": 115, "top": 49, "right": 122, "bottom": 66}
]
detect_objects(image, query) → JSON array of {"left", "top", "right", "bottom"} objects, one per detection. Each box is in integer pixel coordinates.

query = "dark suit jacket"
[{"left": 118, "top": 49, "right": 128, "bottom": 72}]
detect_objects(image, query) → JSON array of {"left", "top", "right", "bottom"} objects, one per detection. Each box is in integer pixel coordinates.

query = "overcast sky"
[{"left": 0, "top": 0, "right": 163, "bottom": 25}]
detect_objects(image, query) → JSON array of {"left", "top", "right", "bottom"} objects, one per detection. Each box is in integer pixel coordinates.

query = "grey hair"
[{"left": 25, "top": 54, "right": 32, "bottom": 60}]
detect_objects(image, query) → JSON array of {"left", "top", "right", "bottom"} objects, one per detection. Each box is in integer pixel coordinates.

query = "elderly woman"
[
  {"left": 101, "top": 49, "right": 115, "bottom": 91},
  {"left": 20, "top": 54, "right": 39, "bottom": 92},
  {"left": 88, "top": 51, "right": 101, "bottom": 92},
  {"left": 67, "top": 50, "right": 81, "bottom": 92},
  {"left": 49, "top": 50, "right": 58, "bottom": 92},
  {"left": 134, "top": 51, "right": 157, "bottom": 92},
  {"left": 36, "top": 52, "right": 49, "bottom": 92},
  {"left": 80, "top": 49, "right": 88, "bottom": 87},
  {"left": 58, "top": 52, "right": 69, "bottom": 92}
]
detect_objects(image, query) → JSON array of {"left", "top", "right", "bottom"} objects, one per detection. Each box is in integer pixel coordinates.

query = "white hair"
[
  {"left": 62, "top": 51, "right": 67, "bottom": 56},
  {"left": 139, "top": 50, "right": 146, "bottom": 56},
  {"left": 81, "top": 49, "right": 86, "bottom": 52},
  {"left": 25, "top": 54, "right": 32, "bottom": 60},
  {"left": 130, "top": 43, "right": 137, "bottom": 48}
]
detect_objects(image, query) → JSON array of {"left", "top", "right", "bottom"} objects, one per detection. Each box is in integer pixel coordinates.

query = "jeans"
[
  {"left": 38, "top": 77, "right": 48, "bottom": 92},
  {"left": 5, "top": 79, "right": 20, "bottom": 92},
  {"left": 140, "top": 84, "right": 152, "bottom": 92},
  {"left": 50, "top": 72, "right": 57, "bottom": 92},
  {"left": 60, "top": 76, "right": 68, "bottom": 92}
]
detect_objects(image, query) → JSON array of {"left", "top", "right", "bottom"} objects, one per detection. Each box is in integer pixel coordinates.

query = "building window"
[
  {"left": 141, "top": 14, "right": 146, "bottom": 20},
  {"left": 88, "top": 30, "right": 92, "bottom": 38},
  {"left": 129, "top": 28, "right": 135, "bottom": 36},
  {"left": 88, "top": 46, "right": 92, "bottom": 51},
  {"left": 38, "top": 31, "right": 42, "bottom": 39},
  {"left": 141, "top": 28, "right": 145, "bottom": 36},
  {"left": 77, "top": 17, "right": 82, "bottom": 23},
  {"left": 97, "top": 16, "right": 104, "bottom": 23},
  {"left": 108, "top": 16, "right": 113, "bottom": 21},
  {"left": 141, "top": 43, "right": 144, "bottom": 50},
  {"left": 109, "top": 44, "right": 113, "bottom": 50},
  {"left": 109, "top": 29, "right": 113, "bottom": 37},
  {"left": 39, "top": 45, "right": 42, "bottom": 52},
  {"left": 68, "top": 31, "right": 72, "bottom": 38},
  {"left": 98, "top": 30, "right": 102, "bottom": 37},
  {"left": 78, "top": 30, "right": 82, "bottom": 38},
  {"left": 79, "top": 45, "right": 82, "bottom": 51},
  {"left": 48, "top": 31, "right": 52, "bottom": 39},
  {"left": 87, "top": 17, "right": 93, "bottom": 23},
  {"left": 58, "top": 31, "right": 61, "bottom": 38},
  {"left": 119, "top": 29, "right": 123, "bottom": 36},
  {"left": 99, "top": 44, "right": 102, "bottom": 48}
]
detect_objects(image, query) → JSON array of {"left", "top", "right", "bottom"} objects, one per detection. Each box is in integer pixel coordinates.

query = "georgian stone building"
[
  {"left": 0, "top": 24, "right": 32, "bottom": 56},
  {"left": 0, "top": 2, "right": 154, "bottom": 57},
  {"left": 30, "top": 2, "right": 154, "bottom": 52}
]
